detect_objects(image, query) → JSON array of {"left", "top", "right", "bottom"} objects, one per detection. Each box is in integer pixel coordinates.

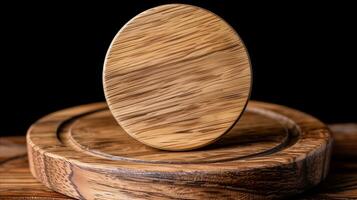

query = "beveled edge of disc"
[{"left": 102, "top": 3, "right": 253, "bottom": 151}]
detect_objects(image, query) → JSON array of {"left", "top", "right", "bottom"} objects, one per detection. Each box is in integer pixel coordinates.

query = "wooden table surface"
[{"left": 1, "top": 123, "right": 356, "bottom": 199}]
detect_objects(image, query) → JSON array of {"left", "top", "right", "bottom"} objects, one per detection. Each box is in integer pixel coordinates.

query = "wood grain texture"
[
  {"left": 26, "top": 101, "right": 332, "bottom": 199},
  {"left": 296, "top": 123, "right": 357, "bottom": 200},
  {"left": 0, "top": 137, "right": 70, "bottom": 199},
  {"left": 2, "top": 123, "right": 356, "bottom": 199},
  {"left": 103, "top": 4, "right": 252, "bottom": 151}
]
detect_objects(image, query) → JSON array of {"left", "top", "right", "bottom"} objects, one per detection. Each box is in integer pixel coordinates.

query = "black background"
[{"left": 1, "top": 1, "right": 356, "bottom": 136}]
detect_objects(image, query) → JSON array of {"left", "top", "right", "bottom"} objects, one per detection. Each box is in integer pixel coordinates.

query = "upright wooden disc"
[
  {"left": 103, "top": 4, "right": 252, "bottom": 150},
  {"left": 27, "top": 101, "right": 332, "bottom": 199}
]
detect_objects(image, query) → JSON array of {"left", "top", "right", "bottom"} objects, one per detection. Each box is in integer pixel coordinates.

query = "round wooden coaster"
[
  {"left": 103, "top": 4, "right": 252, "bottom": 151},
  {"left": 27, "top": 101, "right": 332, "bottom": 199}
]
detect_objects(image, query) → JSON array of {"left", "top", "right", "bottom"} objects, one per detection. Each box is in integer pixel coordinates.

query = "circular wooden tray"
[{"left": 27, "top": 101, "right": 332, "bottom": 199}]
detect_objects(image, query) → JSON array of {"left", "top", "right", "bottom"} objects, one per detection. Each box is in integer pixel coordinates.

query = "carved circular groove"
[
  {"left": 27, "top": 101, "right": 332, "bottom": 199},
  {"left": 103, "top": 4, "right": 252, "bottom": 151},
  {"left": 65, "top": 108, "right": 289, "bottom": 164}
]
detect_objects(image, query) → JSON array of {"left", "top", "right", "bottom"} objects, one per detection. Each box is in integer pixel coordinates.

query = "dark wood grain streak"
[
  {"left": 103, "top": 4, "right": 252, "bottom": 151},
  {"left": 1, "top": 123, "right": 357, "bottom": 199},
  {"left": 25, "top": 101, "right": 332, "bottom": 199}
]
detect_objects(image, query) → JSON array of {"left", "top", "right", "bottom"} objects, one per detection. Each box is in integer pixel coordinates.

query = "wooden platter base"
[
  {"left": 26, "top": 101, "right": 332, "bottom": 199},
  {"left": 2, "top": 124, "right": 356, "bottom": 199}
]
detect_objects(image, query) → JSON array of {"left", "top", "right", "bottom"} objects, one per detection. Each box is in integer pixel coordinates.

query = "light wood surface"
[
  {"left": 103, "top": 4, "right": 252, "bottom": 151},
  {"left": 26, "top": 101, "right": 332, "bottom": 199}
]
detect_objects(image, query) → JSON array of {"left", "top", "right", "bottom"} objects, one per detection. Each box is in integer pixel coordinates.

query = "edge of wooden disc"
[{"left": 103, "top": 4, "right": 252, "bottom": 151}]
